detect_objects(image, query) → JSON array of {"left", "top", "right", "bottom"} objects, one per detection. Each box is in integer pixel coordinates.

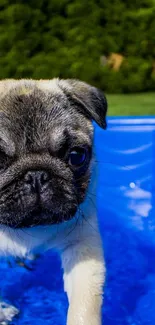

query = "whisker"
[
  {"left": 87, "top": 194, "right": 98, "bottom": 210},
  {"left": 8, "top": 228, "right": 17, "bottom": 256},
  {"left": 87, "top": 191, "right": 128, "bottom": 208},
  {"left": 14, "top": 228, "right": 25, "bottom": 241},
  {"left": 0, "top": 225, "right": 6, "bottom": 240},
  {"left": 64, "top": 212, "right": 80, "bottom": 240},
  {"left": 87, "top": 190, "right": 125, "bottom": 199},
  {"left": 20, "top": 228, "right": 38, "bottom": 238},
  {"left": 79, "top": 207, "right": 98, "bottom": 234}
]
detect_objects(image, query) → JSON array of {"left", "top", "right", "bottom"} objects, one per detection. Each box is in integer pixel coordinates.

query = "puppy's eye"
[{"left": 68, "top": 148, "right": 87, "bottom": 167}]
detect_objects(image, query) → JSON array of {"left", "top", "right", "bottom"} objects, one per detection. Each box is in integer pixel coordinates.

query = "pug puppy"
[{"left": 0, "top": 79, "right": 107, "bottom": 325}]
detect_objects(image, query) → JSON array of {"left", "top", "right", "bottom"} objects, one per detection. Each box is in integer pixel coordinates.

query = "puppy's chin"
[{"left": 9, "top": 207, "right": 77, "bottom": 229}]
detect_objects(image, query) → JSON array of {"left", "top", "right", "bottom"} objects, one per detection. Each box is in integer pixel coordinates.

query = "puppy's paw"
[{"left": 0, "top": 302, "right": 19, "bottom": 324}]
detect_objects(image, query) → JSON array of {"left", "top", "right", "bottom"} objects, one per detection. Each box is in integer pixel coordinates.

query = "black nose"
[{"left": 24, "top": 170, "right": 50, "bottom": 192}]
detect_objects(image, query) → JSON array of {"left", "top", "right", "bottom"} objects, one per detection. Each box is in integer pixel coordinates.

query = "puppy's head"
[{"left": 0, "top": 79, "right": 107, "bottom": 228}]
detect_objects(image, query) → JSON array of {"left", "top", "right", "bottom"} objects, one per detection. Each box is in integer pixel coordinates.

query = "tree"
[{"left": 0, "top": 0, "right": 154, "bottom": 92}]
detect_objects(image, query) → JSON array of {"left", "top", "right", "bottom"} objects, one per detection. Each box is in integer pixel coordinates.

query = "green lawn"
[{"left": 106, "top": 92, "right": 155, "bottom": 116}]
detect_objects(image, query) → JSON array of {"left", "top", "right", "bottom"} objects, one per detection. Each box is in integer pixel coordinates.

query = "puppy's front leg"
[{"left": 61, "top": 232, "right": 105, "bottom": 325}]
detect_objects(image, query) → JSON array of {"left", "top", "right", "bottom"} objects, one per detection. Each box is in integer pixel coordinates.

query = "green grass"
[{"left": 106, "top": 92, "right": 155, "bottom": 116}]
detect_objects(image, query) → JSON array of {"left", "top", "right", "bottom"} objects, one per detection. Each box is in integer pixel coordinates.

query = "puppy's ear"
[{"left": 58, "top": 79, "right": 108, "bottom": 129}]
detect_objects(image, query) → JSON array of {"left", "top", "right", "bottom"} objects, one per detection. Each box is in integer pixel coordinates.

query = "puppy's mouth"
[
  {"left": 9, "top": 205, "right": 77, "bottom": 229},
  {"left": 21, "top": 207, "right": 59, "bottom": 228}
]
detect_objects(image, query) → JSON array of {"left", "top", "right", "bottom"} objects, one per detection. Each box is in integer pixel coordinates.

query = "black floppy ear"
[{"left": 58, "top": 79, "right": 108, "bottom": 129}]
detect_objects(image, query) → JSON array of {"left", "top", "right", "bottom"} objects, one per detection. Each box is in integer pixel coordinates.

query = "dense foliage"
[{"left": 0, "top": 0, "right": 154, "bottom": 93}]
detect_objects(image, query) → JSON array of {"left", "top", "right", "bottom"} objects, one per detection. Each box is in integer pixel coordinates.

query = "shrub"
[{"left": 0, "top": 0, "right": 154, "bottom": 93}]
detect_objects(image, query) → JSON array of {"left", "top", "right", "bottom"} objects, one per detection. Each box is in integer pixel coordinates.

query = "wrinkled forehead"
[{"left": 0, "top": 87, "right": 93, "bottom": 154}]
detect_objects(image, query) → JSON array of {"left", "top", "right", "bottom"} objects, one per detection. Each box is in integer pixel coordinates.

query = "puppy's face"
[{"left": 0, "top": 79, "right": 107, "bottom": 229}]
